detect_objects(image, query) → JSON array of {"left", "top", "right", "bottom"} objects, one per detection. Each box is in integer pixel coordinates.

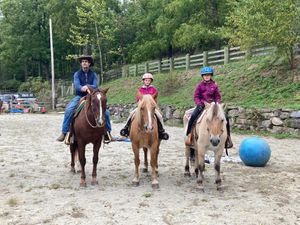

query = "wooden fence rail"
[
  {"left": 57, "top": 45, "right": 300, "bottom": 97},
  {"left": 122, "top": 45, "right": 299, "bottom": 77}
]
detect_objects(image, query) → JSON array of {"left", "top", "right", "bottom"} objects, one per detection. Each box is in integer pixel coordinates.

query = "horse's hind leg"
[
  {"left": 142, "top": 147, "right": 148, "bottom": 173},
  {"left": 196, "top": 149, "right": 205, "bottom": 191},
  {"left": 91, "top": 142, "right": 101, "bottom": 185},
  {"left": 132, "top": 144, "right": 140, "bottom": 186},
  {"left": 184, "top": 146, "right": 191, "bottom": 177},
  {"left": 214, "top": 149, "right": 223, "bottom": 190}
]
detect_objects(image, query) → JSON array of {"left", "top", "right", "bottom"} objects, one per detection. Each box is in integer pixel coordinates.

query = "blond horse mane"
[
  {"left": 135, "top": 94, "right": 157, "bottom": 127},
  {"left": 205, "top": 102, "right": 226, "bottom": 122}
]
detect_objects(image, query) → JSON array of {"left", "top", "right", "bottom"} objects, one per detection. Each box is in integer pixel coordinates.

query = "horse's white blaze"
[
  {"left": 147, "top": 109, "right": 153, "bottom": 130},
  {"left": 97, "top": 93, "right": 103, "bottom": 125}
]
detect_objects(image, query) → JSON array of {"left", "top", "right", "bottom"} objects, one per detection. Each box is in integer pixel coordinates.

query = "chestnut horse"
[
  {"left": 129, "top": 94, "right": 161, "bottom": 189},
  {"left": 183, "top": 102, "right": 227, "bottom": 190},
  {"left": 70, "top": 87, "right": 108, "bottom": 187}
]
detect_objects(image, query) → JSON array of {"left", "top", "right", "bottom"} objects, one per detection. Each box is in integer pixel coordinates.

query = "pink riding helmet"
[{"left": 142, "top": 73, "right": 154, "bottom": 80}]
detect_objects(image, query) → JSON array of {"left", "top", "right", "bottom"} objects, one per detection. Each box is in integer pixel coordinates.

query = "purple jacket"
[{"left": 194, "top": 80, "right": 221, "bottom": 106}]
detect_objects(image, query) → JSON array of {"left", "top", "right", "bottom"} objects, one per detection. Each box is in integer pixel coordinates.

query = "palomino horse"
[
  {"left": 183, "top": 102, "right": 227, "bottom": 190},
  {"left": 129, "top": 94, "right": 161, "bottom": 189},
  {"left": 70, "top": 86, "right": 108, "bottom": 187}
]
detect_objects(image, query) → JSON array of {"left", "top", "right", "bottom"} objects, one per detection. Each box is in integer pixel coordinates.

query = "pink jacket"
[{"left": 136, "top": 85, "right": 158, "bottom": 103}]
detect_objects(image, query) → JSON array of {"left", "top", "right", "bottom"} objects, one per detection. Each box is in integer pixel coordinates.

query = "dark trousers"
[{"left": 186, "top": 105, "right": 204, "bottom": 135}]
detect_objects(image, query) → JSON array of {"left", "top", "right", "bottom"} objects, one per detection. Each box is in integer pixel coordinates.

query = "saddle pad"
[
  {"left": 184, "top": 107, "right": 206, "bottom": 124},
  {"left": 74, "top": 100, "right": 86, "bottom": 118}
]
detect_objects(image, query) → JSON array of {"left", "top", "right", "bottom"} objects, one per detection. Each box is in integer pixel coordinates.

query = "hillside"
[{"left": 103, "top": 56, "right": 300, "bottom": 110}]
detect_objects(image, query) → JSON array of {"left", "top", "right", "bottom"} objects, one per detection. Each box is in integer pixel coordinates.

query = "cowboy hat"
[{"left": 78, "top": 55, "right": 94, "bottom": 67}]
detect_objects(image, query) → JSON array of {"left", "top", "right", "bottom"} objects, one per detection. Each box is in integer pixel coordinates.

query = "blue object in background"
[{"left": 239, "top": 137, "right": 271, "bottom": 167}]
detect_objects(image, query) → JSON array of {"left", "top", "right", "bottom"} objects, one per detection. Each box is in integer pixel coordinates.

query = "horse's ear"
[
  {"left": 204, "top": 102, "right": 210, "bottom": 109},
  {"left": 101, "top": 87, "right": 109, "bottom": 94},
  {"left": 221, "top": 103, "right": 226, "bottom": 109}
]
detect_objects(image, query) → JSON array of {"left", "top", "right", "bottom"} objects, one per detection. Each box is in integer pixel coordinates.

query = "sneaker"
[
  {"left": 185, "top": 134, "right": 192, "bottom": 146},
  {"left": 120, "top": 127, "right": 129, "bottom": 137},
  {"left": 56, "top": 133, "right": 66, "bottom": 142},
  {"left": 159, "top": 132, "right": 169, "bottom": 140}
]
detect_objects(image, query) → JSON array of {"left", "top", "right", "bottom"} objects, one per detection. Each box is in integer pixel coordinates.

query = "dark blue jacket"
[{"left": 74, "top": 69, "right": 98, "bottom": 97}]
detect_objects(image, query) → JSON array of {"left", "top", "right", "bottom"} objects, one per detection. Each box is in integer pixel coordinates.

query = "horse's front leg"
[
  {"left": 132, "top": 143, "right": 140, "bottom": 186},
  {"left": 142, "top": 147, "right": 148, "bottom": 173},
  {"left": 91, "top": 141, "right": 101, "bottom": 185},
  {"left": 78, "top": 143, "right": 87, "bottom": 187},
  {"left": 214, "top": 148, "right": 223, "bottom": 190},
  {"left": 196, "top": 147, "right": 205, "bottom": 191},
  {"left": 70, "top": 144, "right": 76, "bottom": 173},
  {"left": 150, "top": 144, "right": 159, "bottom": 189}
]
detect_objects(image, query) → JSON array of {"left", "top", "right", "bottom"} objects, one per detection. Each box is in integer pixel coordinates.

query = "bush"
[{"left": 18, "top": 76, "right": 51, "bottom": 103}]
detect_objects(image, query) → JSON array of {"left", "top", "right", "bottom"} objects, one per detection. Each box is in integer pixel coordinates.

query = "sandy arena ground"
[{"left": 0, "top": 113, "right": 299, "bottom": 225}]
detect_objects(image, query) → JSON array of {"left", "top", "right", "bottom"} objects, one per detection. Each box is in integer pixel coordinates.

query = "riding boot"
[
  {"left": 120, "top": 118, "right": 131, "bottom": 137},
  {"left": 56, "top": 133, "right": 66, "bottom": 142},
  {"left": 185, "top": 133, "right": 193, "bottom": 146},
  {"left": 157, "top": 119, "right": 169, "bottom": 140}
]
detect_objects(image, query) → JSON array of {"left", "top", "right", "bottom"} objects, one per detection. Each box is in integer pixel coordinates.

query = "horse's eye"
[{"left": 207, "top": 128, "right": 210, "bottom": 132}]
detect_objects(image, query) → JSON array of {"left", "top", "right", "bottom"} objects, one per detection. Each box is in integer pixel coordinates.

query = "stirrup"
[{"left": 104, "top": 132, "right": 112, "bottom": 144}]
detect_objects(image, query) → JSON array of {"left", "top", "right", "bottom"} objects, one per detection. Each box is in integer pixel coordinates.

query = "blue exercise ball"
[{"left": 239, "top": 137, "right": 271, "bottom": 167}]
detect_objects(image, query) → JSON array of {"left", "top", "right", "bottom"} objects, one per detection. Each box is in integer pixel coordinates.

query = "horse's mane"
[
  {"left": 136, "top": 95, "right": 157, "bottom": 123},
  {"left": 206, "top": 102, "right": 226, "bottom": 121}
]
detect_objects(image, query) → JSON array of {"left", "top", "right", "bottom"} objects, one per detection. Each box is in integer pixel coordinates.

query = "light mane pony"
[
  {"left": 184, "top": 102, "right": 227, "bottom": 190},
  {"left": 129, "top": 94, "right": 161, "bottom": 189}
]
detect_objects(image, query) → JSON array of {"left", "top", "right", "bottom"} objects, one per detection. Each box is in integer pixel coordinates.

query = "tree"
[{"left": 226, "top": 0, "right": 300, "bottom": 69}]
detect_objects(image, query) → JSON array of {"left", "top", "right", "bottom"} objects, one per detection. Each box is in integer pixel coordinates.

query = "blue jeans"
[{"left": 61, "top": 95, "right": 112, "bottom": 134}]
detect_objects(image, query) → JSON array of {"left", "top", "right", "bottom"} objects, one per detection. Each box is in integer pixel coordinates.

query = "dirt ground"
[{"left": 0, "top": 113, "right": 299, "bottom": 225}]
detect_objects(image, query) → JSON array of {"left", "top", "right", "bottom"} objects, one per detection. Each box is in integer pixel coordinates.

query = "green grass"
[{"left": 103, "top": 56, "right": 300, "bottom": 110}]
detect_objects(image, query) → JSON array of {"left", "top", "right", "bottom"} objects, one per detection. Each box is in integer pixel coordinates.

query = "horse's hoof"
[
  {"left": 152, "top": 183, "right": 159, "bottom": 189},
  {"left": 142, "top": 168, "right": 148, "bottom": 173},
  {"left": 184, "top": 172, "right": 191, "bottom": 177},
  {"left": 132, "top": 181, "right": 139, "bottom": 187},
  {"left": 80, "top": 182, "right": 87, "bottom": 187},
  {"left": 70, "top": 168, "right": 76, "bottom": 173},
  {"left": 216, "top": 185, "right": 223, "bottom": 191},
  {"left": 196, "top": 185, "right": 204, "bottom": 192},
  {"left": 91, "top": 180, "right": 99, "bottom": 185}
]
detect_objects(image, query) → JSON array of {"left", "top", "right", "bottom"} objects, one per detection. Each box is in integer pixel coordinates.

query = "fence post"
[
  {"left": 246, "top": 49, "right": 252, "bottom": 58},
  {"left": 134, "top": 64, "right": 138, "bottom": 76},
  {"left": 224, "top": 46, "right": 229, "bottom": 64},
  {"left": 185, "top": 54, "right": 190, "bottom": 71},
  {"left": 122, "top": 65, "right": 128, "bottom": 77},
  {"left": 144, "top": 62, "right": 149, "bottom": 73},
  {"left": 61, "top": 85, "right": 64, "bottom": 97},
  {"left": 169, "top": 57, "right": 174, "bottom": 71},
  {"left": 203, "top": 51, "right": 208, "bottom": 66},
  {"left": 157, "top": 60, "right": 161, "bottom": 73}
]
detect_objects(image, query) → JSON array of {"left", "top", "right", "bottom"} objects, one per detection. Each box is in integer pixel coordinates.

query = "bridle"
[{"left": 84, "top": 89, "right": 105, "bottom": 129}]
